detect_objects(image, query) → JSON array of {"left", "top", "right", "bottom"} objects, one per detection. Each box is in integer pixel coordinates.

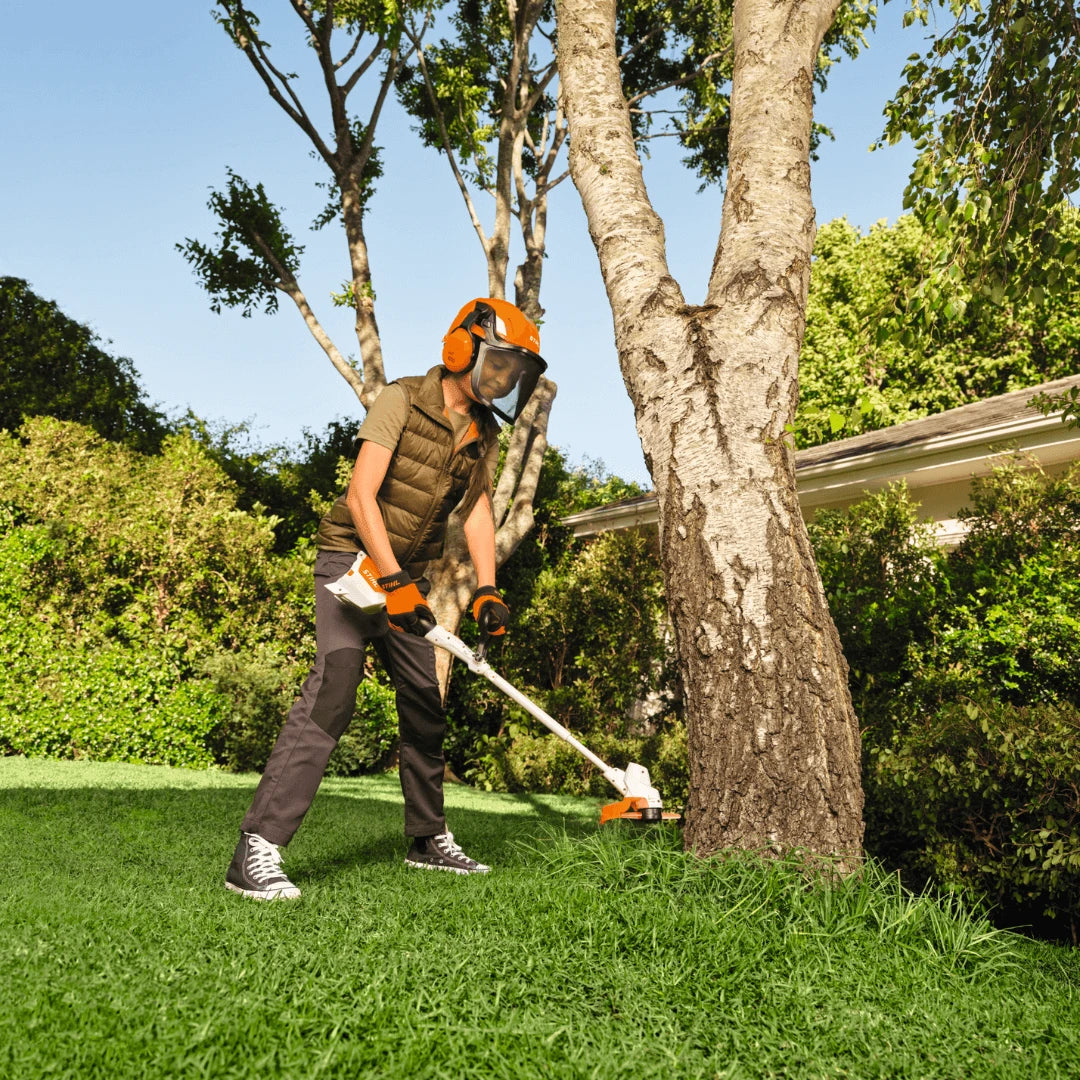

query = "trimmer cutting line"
[{"left": 326, "top": 553, "right": 680, "bottom": 825}]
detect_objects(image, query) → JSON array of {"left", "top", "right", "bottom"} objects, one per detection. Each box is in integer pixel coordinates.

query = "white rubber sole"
[
  {"left": 225, "top": 881, "right": 301, "bottom": 900},
  {"left": 404, "top": 858, "right": 490, "bottom": 875}
]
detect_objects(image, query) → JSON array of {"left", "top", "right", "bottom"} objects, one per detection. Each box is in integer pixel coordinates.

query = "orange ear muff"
[
  {"left": 442, "top": 302, "right": 495, "bottom": 373},
  {"left": 442, "top": 326, "right": 477, "bottom": 372}
]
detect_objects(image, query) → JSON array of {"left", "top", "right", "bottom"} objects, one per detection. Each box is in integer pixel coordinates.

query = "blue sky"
[{"left": 1, "top": 1, "right": 927, "bottom": 486}]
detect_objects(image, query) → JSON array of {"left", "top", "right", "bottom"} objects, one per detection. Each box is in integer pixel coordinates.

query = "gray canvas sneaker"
[
  {"left": 404, "top": 831, "right": 491, "bottom": 875},
  {"left": 225, "top": 832, "right": 302, "bottom": 900}
]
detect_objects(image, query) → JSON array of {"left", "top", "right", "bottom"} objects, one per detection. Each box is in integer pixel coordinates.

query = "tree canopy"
[
  {"left": 0, "top": 277, "right": 167, "bottom": 453},
  {"left": 881, "top": 0, "right": 1080, "bottom": 314},
  {"left": 797, "top": 209, "right": 1080, "bottom": 446}
]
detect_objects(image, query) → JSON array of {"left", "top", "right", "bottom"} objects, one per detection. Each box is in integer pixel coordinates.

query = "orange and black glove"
[
  {"left": 472, "top": 586, "right": 509, "bottom": 638},
  {"left": 377, "top": 569, "right": 437, "bottom": 636}
]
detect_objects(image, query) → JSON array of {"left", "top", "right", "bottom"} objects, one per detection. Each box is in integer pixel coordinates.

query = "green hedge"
[
  {"left": 0, "top": 420, "right": 394, "bottom": 776},
  {"left": 0, "top": 631, "right": 222, "bottom": 769},
  {"left": 811, "top": 457, "right": 1080, "bottom": 932},
  {"left": 868, "top": 697, "right": 1080, "bottom": 929}
]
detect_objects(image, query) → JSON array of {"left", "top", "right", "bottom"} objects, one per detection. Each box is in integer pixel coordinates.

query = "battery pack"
[{"left": 324, "top": 550, "right": 387, "bottom": 613}]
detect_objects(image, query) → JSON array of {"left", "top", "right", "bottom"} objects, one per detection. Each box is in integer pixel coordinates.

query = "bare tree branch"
[
  {"left": 635, "top": 125, "right": 725, "bottom": 142},
  {"left": 351, "top": 45, "right": 405, "bottom": 181},
  {"left": 539, "top": 167, "right": 570, "bottom": 194},
  {"left": 492, "top": 377, "right": 554, "bottom": 539},
  {"left": 334, "top": 25, "right": 364, "bottom": 71},
  {"left": 617, "top": 22, "right": 665, "bottom": 65},
  {"left": 240, "top": 225, "right": 366, "bottom": 400},
  {"left": 406, "top": 21, "right": 493, "bottom": 254},
  {"left": 222, "top": 1, "right": 337, "bottom": 166},
  {"left": 521, "top": 58, "right": 560, "bottom": 117},
  {"left": 342, "top": 35, "right": 390, "bottom": 96},
  {"left": 279, "top": 281, "right": 367, "bottom": 401},
  {"left": 289, "top": 0, "right": 320, "bottom": 39}
]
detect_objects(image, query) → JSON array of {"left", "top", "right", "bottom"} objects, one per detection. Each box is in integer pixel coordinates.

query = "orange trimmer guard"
[
  {"left": 600, "top": 797, "right": 681, "bottom": 825},
  {"left": 600, "top": 796, "right": 648, "bottom": 824}
]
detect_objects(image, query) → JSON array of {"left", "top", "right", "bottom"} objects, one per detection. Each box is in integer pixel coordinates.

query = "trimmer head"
[
  {"left": 600, "top": 796, "right": 682, "bottom": 825},
  {"left": 599, "top": 762, "right": 679, "bottom": 825}
]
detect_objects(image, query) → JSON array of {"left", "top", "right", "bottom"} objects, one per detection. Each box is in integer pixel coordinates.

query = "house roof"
[
  {"left": 562, "top": 373, "right": 1080, "bottom": 538},
  {"left": 797, "top": 373, "right": 1080, "bottom": 468}
]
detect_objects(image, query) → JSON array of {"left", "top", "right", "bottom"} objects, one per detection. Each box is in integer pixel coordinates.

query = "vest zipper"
[{"left": 397, "top": 430, "right": 456, "bottom": 567}]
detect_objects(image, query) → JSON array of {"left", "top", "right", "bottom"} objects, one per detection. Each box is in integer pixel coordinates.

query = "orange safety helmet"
[
  {"left": 442, "top": 297, "right": 541, "bottom": 372},
  {"left": 442, "top": 298, "right": 547, "bottom": 424}
]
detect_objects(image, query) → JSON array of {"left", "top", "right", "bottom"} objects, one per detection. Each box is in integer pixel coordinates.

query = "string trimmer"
[
  {"left": 325, "top": 551, "right": 679, "bottom": 825},
  {"left": 425, "top": 626, "right": 680, "bottom": 825}
]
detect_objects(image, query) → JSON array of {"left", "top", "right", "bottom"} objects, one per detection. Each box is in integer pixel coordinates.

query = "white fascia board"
[
  {"left": 797, "top": 412, "right": 1080, "bottom": 508},
  {"left": 933, "top": 517, "right": 969, "bottom": 549},
  {"left": 563, "top": 412, "right": 1079, "bottom": 537},
  {"left": 563, "top": 501, "right": 659, "bottom": 537}
]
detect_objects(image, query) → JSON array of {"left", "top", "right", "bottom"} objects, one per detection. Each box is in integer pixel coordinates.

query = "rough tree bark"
[{"left": 556, "top": 0, "right": 864, "bottom": 861}]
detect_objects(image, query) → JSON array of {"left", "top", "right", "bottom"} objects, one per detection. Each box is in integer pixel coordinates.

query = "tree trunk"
[
  {"left": 340, "top": 188, "right": 388, "bottom": 407},
  {"left": 556, "top": 0, "right": 863, "bottom": 862}
]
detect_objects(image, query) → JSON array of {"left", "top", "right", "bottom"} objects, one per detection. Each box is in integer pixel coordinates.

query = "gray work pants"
[{"left": 241, "top": 549, "right": 446, "bottom": 844}]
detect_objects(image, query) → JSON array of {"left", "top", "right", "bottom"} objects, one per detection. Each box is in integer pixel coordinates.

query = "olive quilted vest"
[{"left": 315, "top": 366, "right": 497, "bottom": 571}]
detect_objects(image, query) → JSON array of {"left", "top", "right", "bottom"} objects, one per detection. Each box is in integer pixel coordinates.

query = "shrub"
[
  {"left": 868, "top": 697, "right": 1080, "bottom": 932},
  {"left": 925, "top": 457, "right": 1080, "bottom": 706},
  {"left": 0, "top": 628, "right": 223, "bottom": 769},
  {"left": 807, "top": 481, "right": 945, "bottom": 720},
  {"left": 448, "top": 527, "right": 677, "bottom": 744},
  {"left": 444, "top": 524, "right": 680, "bottom": 799},
  {"left": 201, "top": 648, "right": 303, "bottom": 772},
  {"left": 0, "top": 418, "right": 315, "bottom": 658},
  {"left": 812, "top": 458, "right": 1080, "bottom": 933},
  {"left": 0, "top": 419, "right": 317, "bottom": 771}
]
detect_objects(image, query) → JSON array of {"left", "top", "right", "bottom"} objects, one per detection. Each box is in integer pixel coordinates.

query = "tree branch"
[
  {"left": 493, "top": 377, "right": 555, "bottom": 559},
  {"left": 342, "top": 35, "right": 389, "bottom": 97},
  {"left": 334, "top": 25, "right": 364, "bottom": 71},
  {"left": 521, "top": 57, "right": 559, "bottom": 118},
  {"left": 279, "top": 280, "right": 367, "bottom": 402},
  {"left": 626, "top": 50, "right": 729, "bottom": 107},
  {"left": 222, "top": 1, "right": 337, "bottom": 166},
  {"left": 539, "top": 167, "right": 570, "bottom": 194},
  {"left": 351, "top": 44, "right": 403, "bottom": 180},
  {"left": 289, "top": 0, "right": 319, "bottom": 37},
  {"left": 406, "top": 22, "right": 492, "bottom": 254},
  {"left": 556, "top": 0, "right": 679, "bottom": 322},
  {"left": 634, "top": 125, "right": 725, "bottom": 141},
  {"left": 618, "top": 22, "right": 665, "bottom": 65},
  {"left": 243, "top": 224, "right": 365, "bottom": 401}
]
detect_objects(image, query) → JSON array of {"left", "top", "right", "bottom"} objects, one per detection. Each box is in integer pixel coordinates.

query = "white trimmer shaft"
[{"left": 425, "top": 626, "right": 665, "bottom": 812}]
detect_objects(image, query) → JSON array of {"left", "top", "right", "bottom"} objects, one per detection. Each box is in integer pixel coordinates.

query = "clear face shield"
[{"left": 470, "top": 339, "right": 547, "bottom": 425}]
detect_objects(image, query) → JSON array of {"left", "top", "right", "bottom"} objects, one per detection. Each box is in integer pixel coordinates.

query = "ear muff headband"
[{"left": 443, "top": 303, "right": 495, "bottom": 373}]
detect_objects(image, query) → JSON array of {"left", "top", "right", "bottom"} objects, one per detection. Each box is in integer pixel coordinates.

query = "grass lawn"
[{"left": 3, "top": 757, "right": 1079, "bottom": 1079}]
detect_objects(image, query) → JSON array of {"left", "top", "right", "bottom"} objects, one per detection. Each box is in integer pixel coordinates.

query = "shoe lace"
[
  {"left": 435, "top": 831, "right": 466, "bottom": 858},
  {"left": 247, "top": 834, "right": 285, "bottom": 878}
]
